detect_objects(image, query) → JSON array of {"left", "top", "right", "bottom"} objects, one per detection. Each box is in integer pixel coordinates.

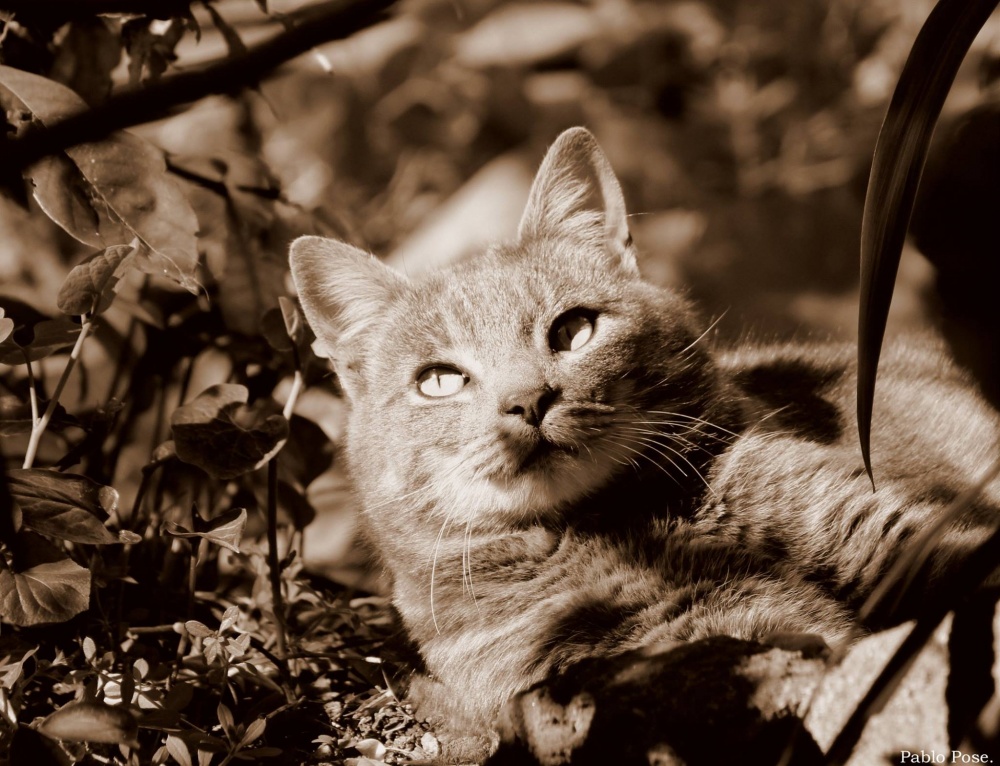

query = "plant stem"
[
  {"left": 266, "top": 457, "right": 287, "bottom": 660},
  {"left": 23, "top": 354, "right": 38, "bottom": 424},
  {"left": 23, "top": 316, "right": 92, "bottom": 469},
  {"left": 282, "top": 370, "right": 303, "bottom": 421}
]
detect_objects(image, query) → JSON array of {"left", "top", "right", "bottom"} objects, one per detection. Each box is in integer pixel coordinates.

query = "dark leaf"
[
  {"left": 281, "top": 415, "right": 334, "bottom": 489},
  {"left": 8, "top": 469, "right": 120, "bottom": 545},
  {"left": 56, "top": 243, "right": 139, "bottom": 315},
  {"left": 857, "top": 0, "right": 999, "bottom": 481},
  {"left": 204, "top": 3, "right": 248, "bottom": 57},
  {"left": 0, "top": 307, "right": 13, "bottom": 343},
  {"left": 0, "top": 554, "right": 91, "bottom": 626},
  {"left": 122, "top": 17, "right": 189, "bottom": 84},
  {"left": 0, "top": 318, "right": 80, "bottom": 365},
  {"left": 946, "top": 593, "right": 997, "bottom": 747},
  {"left": 38, "top": 701, "right": 139, "bottom": 747},
  {"left": 165, "top": 507, "right": 247, "bottom": 553},
  {"left": 171, "top": 384, "right": 289, "bottom": 480},
  {"left": 10, "top": 725, "right": 72, "bottom": 766},
  {"left": 0, "top": 396, "right": 79, "bottom": 435},
  {"left": 217, "top": 158, "right": 286, "bottom": 337},
  {"left": 0, "top": 297, "right": 49, "bottom": 346},
  {"left": 0, "top": 66, "right": 200, "bottom": 293},
  {"left": 48, "top": 18, "right": 121, "bottom": 106},
  {"left": 262, "top": 297, "right": 309, "bottom": 356},
  {"left": 261, "top": 306, "right": 293, "bottom": 353}
]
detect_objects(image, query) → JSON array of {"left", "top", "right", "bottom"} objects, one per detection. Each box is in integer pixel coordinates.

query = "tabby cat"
[{"left": 289, "top": 128, "right": 1000, "bottom": 761}]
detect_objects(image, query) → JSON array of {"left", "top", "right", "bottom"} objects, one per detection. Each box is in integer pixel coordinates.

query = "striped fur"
[{"left": 289, "top": 128, "right": 1000, "bottom": 759}]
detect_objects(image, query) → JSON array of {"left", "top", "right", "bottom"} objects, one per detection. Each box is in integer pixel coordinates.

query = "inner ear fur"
[
  {"left": 517, "top": 127, "right": 637, "bottom": 273},
  {"left": 288, "top": 235, "right": 407, "bottom": 362}
]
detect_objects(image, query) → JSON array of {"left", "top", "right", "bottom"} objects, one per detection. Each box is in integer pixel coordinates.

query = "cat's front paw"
[{"left": 408, "top": 673, "right": 498, "bottom": 764}]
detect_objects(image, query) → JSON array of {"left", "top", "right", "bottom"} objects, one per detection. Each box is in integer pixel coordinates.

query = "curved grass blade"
[{"left": 857, "top": 0, "right": 999, "bottom": 483}]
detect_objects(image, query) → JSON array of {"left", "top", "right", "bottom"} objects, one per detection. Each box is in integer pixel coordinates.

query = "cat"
[{"left": 289, "top": 127, "right": 1000, "bottom": 762}]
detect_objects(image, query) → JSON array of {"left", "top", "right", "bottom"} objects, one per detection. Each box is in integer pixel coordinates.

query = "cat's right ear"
[
  {"left": 289, "top": 235, "right": 407, "bottom": 377},
  {"left": 518, "top": 127, "right": 637, "bottom": 274}
]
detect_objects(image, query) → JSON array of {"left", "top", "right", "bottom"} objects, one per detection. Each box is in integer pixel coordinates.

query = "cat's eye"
[
  {"left": 416, "top": 366, "right": 468, "bottom": 398},
  {"left": 550, "top": 310, "right": 596, "bottom": 352}
]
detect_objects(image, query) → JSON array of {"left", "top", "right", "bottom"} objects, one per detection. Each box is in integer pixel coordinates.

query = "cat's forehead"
[{"left": 393, "top": 239, "right": 619, "bottom": 342}]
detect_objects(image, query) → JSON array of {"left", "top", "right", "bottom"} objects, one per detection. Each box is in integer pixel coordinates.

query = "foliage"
[{"left": 0, "top": 0, "right": 996, "bottom": 764}]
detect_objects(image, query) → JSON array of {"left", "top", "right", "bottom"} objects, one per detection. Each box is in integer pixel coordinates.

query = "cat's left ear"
[{"left": 518, "top": 127, "right": 637, "bottom": 274}]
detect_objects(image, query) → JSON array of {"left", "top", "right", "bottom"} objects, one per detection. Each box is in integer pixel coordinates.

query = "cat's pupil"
[
  {"left": 417, "top": 366, "right": 467, "bottom": 398},
  {"left": 551, "top": 311, "right": 595, "bottom": 352}
]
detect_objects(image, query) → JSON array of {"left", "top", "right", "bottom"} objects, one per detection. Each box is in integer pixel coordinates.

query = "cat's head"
[{"left": 290, "top": 128, "right": 718, "bottom": 533}]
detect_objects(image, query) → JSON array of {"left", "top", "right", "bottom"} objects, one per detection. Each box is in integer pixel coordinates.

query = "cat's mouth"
[{"left": 514, "top": 437, "right": 578, "bottom": 473}]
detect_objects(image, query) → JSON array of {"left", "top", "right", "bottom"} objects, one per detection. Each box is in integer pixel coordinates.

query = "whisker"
[{"left": 679, "top": 308, "right": 729, "bottom": 355}]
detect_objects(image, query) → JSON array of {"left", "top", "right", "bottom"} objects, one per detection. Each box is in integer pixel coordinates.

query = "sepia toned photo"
[{"left": 1, "top": 1, "right": 999, "bottom": 764}]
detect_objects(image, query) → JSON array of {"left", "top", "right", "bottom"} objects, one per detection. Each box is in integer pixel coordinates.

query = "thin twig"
[
  {"left": 22, "top": 316, "right": 92, "bottom": 469},
  {"left": 0, "top": 0, "right": 397, "bottom": 177},
  {"left": 282, "top": 370, "right": 303, "bottom": 421},
  {"left": 266, "top": 457, "right": 288, "bottom": 661},
  {"left": 23, "top": 353, "right": 38, "bottom": 424}
]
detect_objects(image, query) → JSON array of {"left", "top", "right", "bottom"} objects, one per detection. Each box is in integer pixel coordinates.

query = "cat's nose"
[{"left": 501, "top": 385, "right": 558, "bottom": 427}]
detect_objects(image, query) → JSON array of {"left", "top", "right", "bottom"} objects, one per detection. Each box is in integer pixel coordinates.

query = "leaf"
[
  {"left": 165, "top": 735, "right": 194, "bottom": 766},
  {"left": 203, "top": 3, "right": 248, "bottom": 57},
  {"left": 48, "top": 18, "right": 121, "bottom": 107},
  {"left": 0, "top": 66, "right": 200, "bottom": 293},
  {"left": 184, "top": 620, "right": 214, "bottom": 639},
  {"left": 0, "top": 396, "right": 79, "bottom": 435},
  {"left": 238, "top": 718, "right": 266, "bottom": 749},
  {"left": 217, "top": 703, "right": 235, "bottom": 739},
  {"left": 165, "top": 508, "right": 247, "bottom": 553},
  {"left": 262, "top": 298, "right": 309, "bottom": 356},
  {"left": 57, "top": 243, "right": 139, "bottom": 316},
  {"left": 0, "top": 556, "right": 91, "bottom": 626},
  {"left": 8, "top": 469, "right": 120, "bottom": 545},
  {"left": 38, "top": 701, "right": 139, "bottom": 747},
  {"left": 171, "top": 385, "right": 289, "bottom": 480},
  {"left": 353, "top": 739, "right": 387, "bottom": 760},
  {"left": 946, "top": 593, "right": 997, "bottom": 746},
  {"left": 9, "top": 725, "right": 72, "bottom": 766},
  {"left": 0, "top": 308, "right": 13, "bottom": 343},
  {"left": 857, "top": 0, "right": 999, "bottom": 481},
  {"left": 0, "top": 318, "right": 80, "bottom": 365}
]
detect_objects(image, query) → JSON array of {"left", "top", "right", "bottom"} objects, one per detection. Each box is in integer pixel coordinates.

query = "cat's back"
[
  {"left": 715, "top": 334, "right": 999, "bottom": 481},
  {"left": 700, "top": 334, "right": 1000, "bottom": 615}
]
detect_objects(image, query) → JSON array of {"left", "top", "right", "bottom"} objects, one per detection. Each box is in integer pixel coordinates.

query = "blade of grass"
[{"left": 857, "top": 0, "right": 999, "bottom": 484}]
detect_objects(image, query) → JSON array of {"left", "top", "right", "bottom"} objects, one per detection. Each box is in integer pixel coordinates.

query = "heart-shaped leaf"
[
  {"left": 37, "top": 701, "right": 138, "bottom": 747},
  {"left": 165, "top": 507, "right": 247, "bottom": 553},
  {"left": 8, "top": 469, "right": 120, "bottom": 545},
  {"left": 0, "top": 396, "right": 79, "bottom": 435},
  {"left": 56, "top": 243, "right": 139, "bottom": 316},
  {"left": 0, "top": 318, "right": 81, "bottom": 365},
  {"left": 0, "top": 555, "right": 91, "bottom": 625},
  {"left": 0, "top": 66, "right": 200, "bottom": 294},
  {"left": 0, "top": 308, "right": 13, "bottom": 343},
  {"left": 171, "top": 384, "right": 289, "bottom": 480}
]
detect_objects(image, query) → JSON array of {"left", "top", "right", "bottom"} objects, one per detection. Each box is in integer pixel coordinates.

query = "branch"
[
  {"left": 0, "top": 0, "right": 199, "bottom": 18},
  {"left": 0, "top": 0, "right": 397, "bottom": 176}
]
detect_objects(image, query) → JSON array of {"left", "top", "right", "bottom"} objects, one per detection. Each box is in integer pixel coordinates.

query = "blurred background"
[{"left": 2, "top": 0, "right": 999, "bottom": 581}]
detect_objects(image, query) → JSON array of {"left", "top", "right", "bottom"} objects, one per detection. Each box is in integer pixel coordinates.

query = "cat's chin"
[{"left": 479, "top": 456, "right": 615, "bottom": 523}]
